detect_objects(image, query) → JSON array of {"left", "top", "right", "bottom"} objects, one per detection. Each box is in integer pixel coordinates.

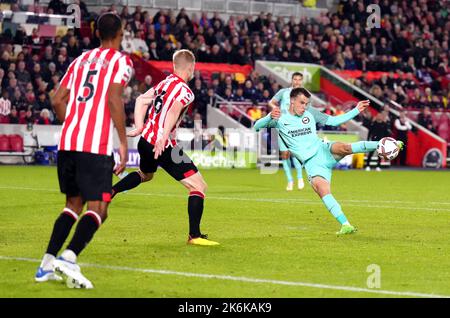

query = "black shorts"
[
  {"left": 138, "top": 137, "right": 198, "bottom": 181},
  {"left": 57, "top": 151, "right": 115, "bottom": 202}
]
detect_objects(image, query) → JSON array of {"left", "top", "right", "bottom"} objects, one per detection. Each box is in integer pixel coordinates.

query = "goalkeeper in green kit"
[{"left": 255, "top": 88, "right": 404, "bottom": 234}]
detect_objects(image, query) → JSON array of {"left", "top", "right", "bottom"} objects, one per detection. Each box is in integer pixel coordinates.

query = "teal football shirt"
[
  {"left": 272, "top": 88, "right": 292, "bottom": 115},
  {"left": 255, "top": 106, "right": 360, "bottom": 163}
]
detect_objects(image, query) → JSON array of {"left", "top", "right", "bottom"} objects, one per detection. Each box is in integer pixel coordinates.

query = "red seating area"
[{"left": 0, "top": 134, "right": 24, "bottom": 152}]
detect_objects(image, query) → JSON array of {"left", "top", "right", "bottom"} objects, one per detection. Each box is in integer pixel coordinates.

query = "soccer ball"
[{"left": 377, "top": 137, "right": 400, "bottom": 160}]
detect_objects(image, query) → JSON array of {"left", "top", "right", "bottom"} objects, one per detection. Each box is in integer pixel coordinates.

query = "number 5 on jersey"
[{"left": 77, "top": 70, "right": 98, "bottom": 103}]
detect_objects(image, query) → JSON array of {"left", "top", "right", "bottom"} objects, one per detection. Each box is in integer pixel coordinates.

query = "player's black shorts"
[
  {"left": 138, "top": 137, "right": 198, "bottom": 181},
  {"left": 57, "top": 151, "right": 115, "bottom": 202}
]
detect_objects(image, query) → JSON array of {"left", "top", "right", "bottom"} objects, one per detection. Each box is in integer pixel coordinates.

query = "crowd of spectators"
[{"left": 0, "top": 0, "right": 449, "bottom": 134}]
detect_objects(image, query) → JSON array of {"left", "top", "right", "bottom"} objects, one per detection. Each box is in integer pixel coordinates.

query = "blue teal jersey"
[
  {"left": 272, "top": 88, "right": 292, "bottom": 114},
  {"left": 255, "top": 106, "right": 360, "bottom": 163}
]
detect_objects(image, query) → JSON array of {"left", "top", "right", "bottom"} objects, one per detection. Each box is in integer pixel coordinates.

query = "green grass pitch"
[{"left": 1, "top": 165, "right": 450, "bottom": 298}]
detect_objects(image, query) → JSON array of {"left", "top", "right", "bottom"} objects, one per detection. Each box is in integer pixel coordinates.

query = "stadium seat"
[
  {"left": 9, "top": 135, "right": 24, "bottom": 152},
  {"left": 55, "top": 25, "right": 69, "bottom": 37},
  {"left": 0, "top": 115, "right": 10, "bottom": 124},
  {"left": 22, "top": 23, "right": 39, "bottom": 36},
  {"left": 0, "top": 135, "right": 10, "bottom": 152},
  {"left": 38, "top": 24, "right": 57, "bottom": 38},
  {"left": 0, "top": 3, "right": 11, "bottom": 11}
]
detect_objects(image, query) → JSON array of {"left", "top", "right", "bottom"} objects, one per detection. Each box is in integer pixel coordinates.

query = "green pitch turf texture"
[{"left": 1, "top": 166, "right": 450, "bottom": 298}]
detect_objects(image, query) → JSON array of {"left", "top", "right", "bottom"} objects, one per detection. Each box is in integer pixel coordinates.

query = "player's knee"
[
  {"left": 66, "top": 197, "right": 84, "bottom": 214},
  {"left": 281, "top": 152, "right": 290, "bottom": 160},
  {"left": 138, "top": 170, "right": 153, "bottom": 182},
  {"left": 195, "top": 180, "right": 207, "bottom": 194}
]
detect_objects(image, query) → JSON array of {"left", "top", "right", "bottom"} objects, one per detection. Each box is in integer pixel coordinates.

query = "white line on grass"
[
  {"left": 0, "top": 255, "right": 448, "bottom": 298},
  {"left": 1, "top": 185, "right": 450, "bottom": 212}
]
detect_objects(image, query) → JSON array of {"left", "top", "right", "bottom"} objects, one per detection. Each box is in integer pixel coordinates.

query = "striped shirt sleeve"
[
  {"left": 59, "top": 57, "right": 78, "bottom": 89},
  {"left": 175, "top": 85, "right": 195, "bottom": 107},
  {"left": 112, "top": 55, "right": 134, "bottom": 87}
]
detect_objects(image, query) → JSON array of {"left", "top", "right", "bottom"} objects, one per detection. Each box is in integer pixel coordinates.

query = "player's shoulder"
[{"left": 114, "top": 51, "right": 133, "bottom": 66}]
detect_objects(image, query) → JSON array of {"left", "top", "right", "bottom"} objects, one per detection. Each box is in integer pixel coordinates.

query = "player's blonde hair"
[{"left": 173, "top": 49, "right": 196, "bottom": 71}]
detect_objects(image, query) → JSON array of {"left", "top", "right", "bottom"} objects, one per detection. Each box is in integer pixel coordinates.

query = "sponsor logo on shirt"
[{"left": 302, "top": 117, "right": 310, "bottom": 124}]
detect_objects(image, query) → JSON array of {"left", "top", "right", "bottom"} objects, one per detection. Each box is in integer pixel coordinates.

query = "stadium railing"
[{"left": 32, "top": 0, "right": 328, "bottom": 18}]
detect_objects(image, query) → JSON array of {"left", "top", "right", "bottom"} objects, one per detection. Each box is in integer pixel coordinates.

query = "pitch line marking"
[
  {"left": 1, "top": 185, "right": 450, "bottom": 212},
  {"left": 0, "top": 256, "right": 448, "bottom": 298}
]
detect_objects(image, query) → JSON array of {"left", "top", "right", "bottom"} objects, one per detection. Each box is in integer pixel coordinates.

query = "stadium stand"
[{"left": 0, "top": 0, "right": 448, "bottom": 149}]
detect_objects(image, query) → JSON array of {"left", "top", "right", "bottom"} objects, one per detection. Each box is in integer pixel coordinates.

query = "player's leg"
[
  {"left": 278, "top": 133, "right": 294, "bottom": 191},
  {"left": 330, "top": 141, "right": 378, "bottom": 161},
  {"left": 310, "top": 176, "right": 357, "bottom": 235},
  {"left": 281, "top": 152, "right": 294, "bottom": 191},
  {"left": 112, "top": 169, "right": 153, "bottom": 197},
  {"left": 112, "top": 137, "right": 156, "bottom": 198},
  {"left": 54, "top": 152, "right": 114, "bottom": 289},
  {"left": 160, "top": 145, "right": 219, "bottom": 246},
  {"left": 36, "top": 151, "right": 84, "bottom": 283},
  {"left": 291, "top": 156, "right": 304, "bottom": 190}
]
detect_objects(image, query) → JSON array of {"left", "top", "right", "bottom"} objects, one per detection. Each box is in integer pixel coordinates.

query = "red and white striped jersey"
[
  {"left": 141, "top": 73, "right": 194, "bottom": 147},
  {"left": 58, "top": 47, "right": 133, "bottom": 156}
]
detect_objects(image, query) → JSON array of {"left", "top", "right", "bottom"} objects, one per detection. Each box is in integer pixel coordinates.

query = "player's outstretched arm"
[
  {"left": 153, "top": 100, "right": 185, "bottom": 159},
  {"left": 127, "top": 88, "right": 155, "bottom": 137},
  {"left": 108, "top": 83, "right": 128, "bottom": 175},
  {"left": 268, "top": 98, "right": 280, "bottom": 110},
  {"left": 51, "top": 86, "right": 70, "bottom": 122},
  {"left": 324, "top": 100, "right": 370, "bottom": 127},
  {"left": 254, "top": 107, "right": 280, "bottom": 131}
]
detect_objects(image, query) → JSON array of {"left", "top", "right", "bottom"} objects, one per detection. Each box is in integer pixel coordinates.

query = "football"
[{"left": 377, "top": 137, "right": 400, "bottom": 160}]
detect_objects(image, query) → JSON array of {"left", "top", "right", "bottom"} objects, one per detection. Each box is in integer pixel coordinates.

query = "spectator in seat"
[
  {"left": 34, "top": 92, "right": 51, "bottom": 111},
  {"left": 8, "top": 107, "right": 19, "bottom": 124},
  {"left": 121, "top": 31, "right": 136, "bottom": 54},
  {"left": 48, "top": 0, "right": 67, "bottom": 14},
  {"left": 148, "top": 41, "right": 160, "bottom": 60},
  {"left": 15, "top": 61, "right": 31, "bottom": 84},
  {"left": 394, "top": 111, "right": 412, "bottom": 166},
  {"left": 360, "top": 107, "right": 372, "bottom": 129},
  {"left": 0, "top": 90, "right": 11, "bottom": 117},
  {"left": 233, "top": 87, "right": 245, "bottom": 102},
  {"left": 139, "top": 75, "right": 152, "bottom": 93},
  {"left": 366, "top": 113, "right": 391, "bottom": 171},
  {"left": 37, "top": 109, "right": 52, "bottom": 125},
  {"left": 417, "top": 106, "right": 436, "bottom": 133},
  {"left": 223, "top": 88, "right": 234, "bottom": 101},
  {"left": 206, "top": 88, "right": 217, "bottom": 109},
  {"left": 259, "top": 90, "right": 271, "bottom": 103},
  {"left": 20, "top": 108, "right": 35, "bottom": 125},
  {"left": 80, "top": 37, "right": 92, "bottom": 52},
  {"left": 133, "top": 30, "right": 149, "bottom": 54},
  {"left": 66, "top": 36, "right": 81, "bottom": 59},
  {"left": 243, "top": 80, "right": 256, "bottom": 100}
]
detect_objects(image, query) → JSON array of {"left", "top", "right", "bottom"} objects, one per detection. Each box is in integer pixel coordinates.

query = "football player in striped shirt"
[
  {"left": 111, "top": 49, "right": 219, "bottom": 246},
  {"left": 35, "top": 13, "right": 133, "bottom": 288}
]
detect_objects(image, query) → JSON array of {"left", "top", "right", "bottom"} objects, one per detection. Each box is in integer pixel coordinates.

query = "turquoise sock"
[
  {"left": 321, "top": 194, "right": 349, "bottom": 225},
  {"left": 282, "top": 159, "right": 293, "bottom": 182},
  {"left": 292, "top": 157, "right": 303, "bottom": 180},
  {"left": 351, "top": 141, "right": 378, "bottom": 153}
]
